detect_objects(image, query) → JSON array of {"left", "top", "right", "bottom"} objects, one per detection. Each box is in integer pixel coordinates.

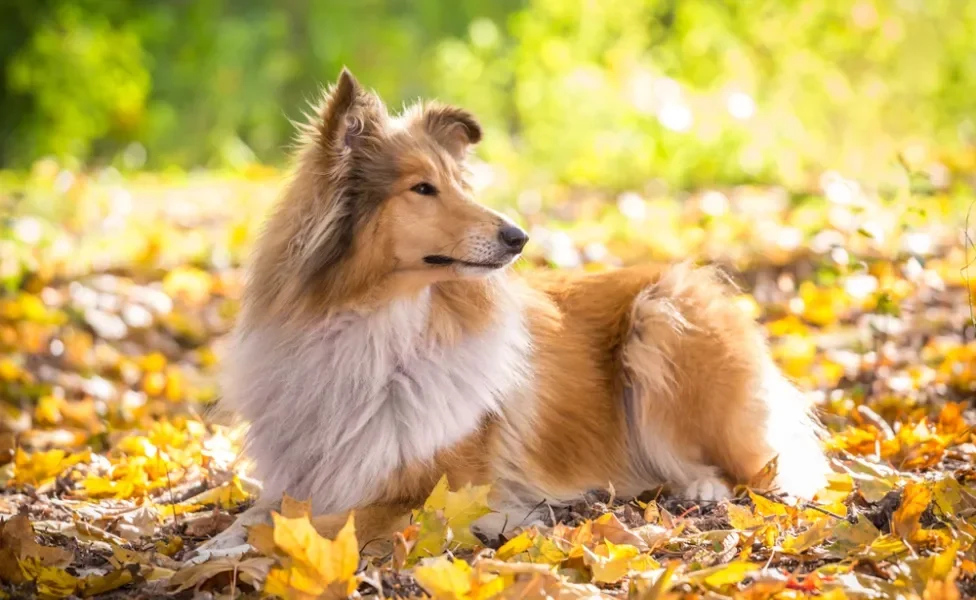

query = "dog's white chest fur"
[{"left": 223, "top": 287, "right": 529, "bottom": 512}]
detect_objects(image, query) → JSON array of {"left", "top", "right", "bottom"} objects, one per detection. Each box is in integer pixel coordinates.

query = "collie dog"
[{"left": 202, "top": 69, "right": 829, "bottom": 551}]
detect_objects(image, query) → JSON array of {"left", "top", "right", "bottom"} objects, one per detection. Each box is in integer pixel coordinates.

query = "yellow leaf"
[
  {"left": 415, "top": 557, "right": 473, "bottom": 599},
  {"left": 496, "top": 531, "right": 533, "bottom": 561},
  {"left": 644, "top": 501, "right": 661, "bottom": 524},
  {"left": 19, "top": 559, "right": 78, "bottom": 599},
  {"left": 439, "top": 478, "right": 492, "bottom": 548},
  {"left": 583, "top": 540, "right": 642, "bottom": 584},
  {"left": 531, "top": 535, "right": 568, "bottom": 566},
  {"left": 748, "top": 491, "right": 789, "bottom": 518},
  {"left": 688, "top": 560, "right": 759, "bottom": 590},
  {"left": 815, "top": 472, "right": 855, "bottom": 504},
  {"left": 408, "top": 476, "right": 493, "bottom": 563},
  {"left": 12, "top": 448, "right": 90, "bottom": 488},
  {"left": 407, "top": 510, "right": 450, "bottom": 565},
  {"left": 932, "top": 476, "right": 965, "bottom": 516},
  {"left": 167, "top": 477, "right": 248, "bottom": 513},
  {"left": 80, "top": 566, "right": 136, "bottom": 597},
  {"left": 34, "top": 395, "right": 62, "bottom": 426},
  {"left": 781, "top": 519, "right": 831, "bottom": 554},
  {"left": 893, "top": 482, "right": 932, "bottom": 540},
  {"left": 423, "top": 476, "right": 450, "bottom": 512},
  {"left": 726, "top": 503, "right": 763, "bottom": 530},
  {"left": 271, "top": 512, "right": 358, "bottom": 593},
  {"left": 862, "top": 535, "right": 909, "bottom": 561},
  {"left": 826, "top": 515, "right": 881, "bottom": 558}
]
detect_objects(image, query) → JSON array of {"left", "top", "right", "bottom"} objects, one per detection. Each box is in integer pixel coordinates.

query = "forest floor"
[{"left": 1, "top": 163, "right": 976, "bottom": 599}]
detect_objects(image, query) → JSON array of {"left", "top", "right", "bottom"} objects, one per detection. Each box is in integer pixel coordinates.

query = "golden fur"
[{"left": 202, "top": 69, "right": 829, "bottom": 554}]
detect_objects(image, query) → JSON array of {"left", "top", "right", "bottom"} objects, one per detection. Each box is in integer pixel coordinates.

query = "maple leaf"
[
  {"left": 404, "top": 476, "right": 492, "bottom": 565},
  {"left": 726, "top": 502, "right": 764, "bottom": 530},
  {"left": 262, "top": 512, "right": 359, "bottom": 598},
  {"left": 424, "top": 475, "right": 493, "bottom": 548},
  {"left": 893, "top": 481, "right": 932, "bottom": 541},
  {"left": 747, "top": 490, "right": 791, "bottom": 520},
  {"left": 414, "top": 556, "right": 507, "bottom": 600}
]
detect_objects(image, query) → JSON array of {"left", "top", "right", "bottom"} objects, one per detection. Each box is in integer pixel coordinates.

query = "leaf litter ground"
[{"left": 2, "top": 168, "right": 976, "bottom": 598}]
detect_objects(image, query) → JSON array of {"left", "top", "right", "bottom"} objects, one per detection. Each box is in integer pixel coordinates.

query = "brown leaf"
[
  {"left": 247, "top": 522, "right": 278, "bottom": 556},
  {"left": 592, "top": 512, "right": 647, "bottom": 550},
  {"left": 0, "top": 514, "right": 74, "bottom": 584},
  {"left": 169, "top": 557, "right": 273, "bottom": 593},
  {"left": 748, "top": 455, "right": 780, "bottom": 492}
]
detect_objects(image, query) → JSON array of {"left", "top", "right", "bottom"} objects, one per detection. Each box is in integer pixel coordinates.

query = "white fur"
[
  {"left": 757, "top": 359, "right": 831, "bottom": 498},
  {"left": 221, "top": 278, "right": 530, "bottom": 514}
]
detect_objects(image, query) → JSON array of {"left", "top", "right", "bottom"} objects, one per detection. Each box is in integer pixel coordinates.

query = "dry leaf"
[{"left": 893, "top": 482, "right": 932, "bottom": 541}]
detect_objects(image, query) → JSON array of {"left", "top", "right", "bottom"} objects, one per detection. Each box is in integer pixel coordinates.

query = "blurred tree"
[
  {"left": 1, "top": 0, "right": 974, "bottom": 192},
  {"left": 431, "top": 0, "right": 976, "bottom": 191},
  {"left": 0, "top": 0, "right": 521, "bottom": 169}
]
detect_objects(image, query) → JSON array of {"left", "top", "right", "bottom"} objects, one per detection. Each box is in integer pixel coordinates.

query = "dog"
[{"left": 200, "top": 68, "right": 830, "bottom": 552}]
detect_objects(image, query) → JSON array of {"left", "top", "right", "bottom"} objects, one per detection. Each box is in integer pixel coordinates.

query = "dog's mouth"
[{"left": 423, "top": 255, "right": 511, "bottom": 270}]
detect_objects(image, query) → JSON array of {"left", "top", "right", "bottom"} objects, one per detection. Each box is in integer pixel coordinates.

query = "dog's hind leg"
[{"left": 621, "top": 264, "right": 829, "bottom": 500}]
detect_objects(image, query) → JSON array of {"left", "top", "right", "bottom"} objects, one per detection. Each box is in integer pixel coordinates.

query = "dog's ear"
[
  {"left": 296, "top": 69, "right": 388, "bottom": 287},
  {"left": 315, "top": 68, "right": 386, "bottom": 162},
  {"left": 423, "top": 103, "right": 482, "bottom": 159}
]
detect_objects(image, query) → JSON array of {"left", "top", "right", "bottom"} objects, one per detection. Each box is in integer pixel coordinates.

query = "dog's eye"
[{"left": 410, "top": 182, "right": 438, "bottom": 196}]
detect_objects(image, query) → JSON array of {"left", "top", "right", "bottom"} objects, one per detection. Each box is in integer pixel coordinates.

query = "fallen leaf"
[
  {"left": 170, "top": 556, "right": 273, "bottom": 593},
  {"left": 726, "top": 502, "right": 763, "bottom": 530},
  {"left": 687, "top": 560, "right": 759, "bottom": 590},
  {"left": 265, "top": 512, "right": 359, "bottom": 597},
  {"left": 80, "top": 565, "right": 139, "bottom": 597},
  {"left": 748, "top": 455, "right": 779, "bottom": 492},
  {"left": 592, "top": 512, "right": 647, "bottom": 549},
  {"left": 893, "top": 482, "right": 932, "bottom": 540},
  {"left": 782, "top": 518, "right": 831, "bottom": 554}
]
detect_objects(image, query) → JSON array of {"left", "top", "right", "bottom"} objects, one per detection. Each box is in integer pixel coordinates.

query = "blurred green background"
[{"left": 4, "top": 0, "right": 976, "bottom": 192}]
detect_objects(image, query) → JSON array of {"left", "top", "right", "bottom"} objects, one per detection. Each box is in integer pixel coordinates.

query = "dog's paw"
[
  {"left": 183, "top": 542, "right": 252, "bottom": 566},
  {"left": 184, "top": 526, "right": 251, "bottom": 566},
  {"left": 681, "top": 477, "right": 732, "bottom": 502}
]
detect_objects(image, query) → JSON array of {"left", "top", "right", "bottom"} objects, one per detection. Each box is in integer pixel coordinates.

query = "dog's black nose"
[{"left": 498, "top": 225, "right": 529, "bottom": 253}]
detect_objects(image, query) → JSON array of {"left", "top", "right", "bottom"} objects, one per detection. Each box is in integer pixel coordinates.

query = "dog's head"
[{"left": 265, "top": 68, "right": 527, "bottom": 309}]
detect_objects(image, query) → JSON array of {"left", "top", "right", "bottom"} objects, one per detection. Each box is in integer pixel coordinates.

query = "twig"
[
  {"left": 856, "top": 405, "right": 894, "bottom": 439},
  {"left": 801, "top": 502, "right": 846, "bottom": 520}
]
